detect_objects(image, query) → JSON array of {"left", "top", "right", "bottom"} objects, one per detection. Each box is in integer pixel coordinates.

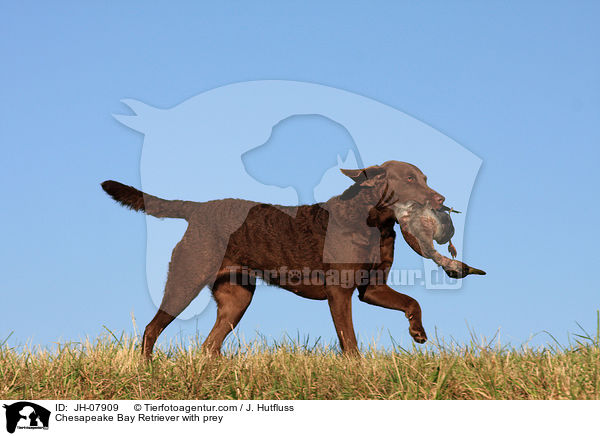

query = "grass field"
[{"left": 2, "top": 319, "right": 599, "bottom": 400}]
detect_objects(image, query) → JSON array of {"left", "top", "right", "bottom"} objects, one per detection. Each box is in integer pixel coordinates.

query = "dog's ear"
[{"left": 341, "top": 165, "right": 386, "bottom": 187}]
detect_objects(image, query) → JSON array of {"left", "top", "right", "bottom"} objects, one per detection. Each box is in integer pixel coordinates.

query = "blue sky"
[{"left": 1, "top": 1, "right": 599, "bottom": 351}]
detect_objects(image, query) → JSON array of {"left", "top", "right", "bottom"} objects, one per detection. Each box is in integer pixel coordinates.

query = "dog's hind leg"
[
  {"left": 201, "top": 275, "right": 255, "bottom": 356},
  {"left": 142, "top": 233, "right": 220, "bottom": 360},
  {"left": 142, "top": 309, "right": 176, "bottom": 360}
]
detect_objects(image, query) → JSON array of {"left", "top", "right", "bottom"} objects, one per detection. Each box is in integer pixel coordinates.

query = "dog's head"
[{"left": 341, "top": 160, "right": 447, "bottom": 219}]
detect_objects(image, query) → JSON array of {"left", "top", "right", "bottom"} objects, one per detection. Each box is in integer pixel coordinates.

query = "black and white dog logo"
[{"left": 3, "top": 402, "right": 50, "bottom": 433}]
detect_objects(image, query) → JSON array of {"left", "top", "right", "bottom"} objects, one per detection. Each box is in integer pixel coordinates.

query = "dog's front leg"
[
  {"left": 326, "top": 288, "right": 360, "bottom": 355},
  {"left": 357, "top": 284, "right": 427, "bottom": 344}
]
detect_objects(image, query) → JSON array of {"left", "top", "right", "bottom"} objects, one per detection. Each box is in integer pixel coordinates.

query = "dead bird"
[{"left": 393, "top": 201, "right": 486, "bottom": 279}]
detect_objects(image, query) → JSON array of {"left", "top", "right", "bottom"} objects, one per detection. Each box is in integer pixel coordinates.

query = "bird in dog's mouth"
[{"left": 393, "top": 201, "right": 486, "bottom": 278}]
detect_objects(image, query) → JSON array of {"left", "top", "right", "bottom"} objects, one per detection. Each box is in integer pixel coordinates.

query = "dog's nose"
[{"left": 433, "top": 193, "right": 445, "bottom": 207}]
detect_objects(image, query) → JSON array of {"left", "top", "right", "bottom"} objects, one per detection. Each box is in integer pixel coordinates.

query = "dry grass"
[{"left": 1, "top": 319, "right": 599, "bottom": 400}]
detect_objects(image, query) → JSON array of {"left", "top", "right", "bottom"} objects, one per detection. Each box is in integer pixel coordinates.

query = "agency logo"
[
  {"left": 3, "top": 402, "right": 50, "bottom": 434},
  {"left": 113, "top": 80, "right": 482, "bottom": 318}
]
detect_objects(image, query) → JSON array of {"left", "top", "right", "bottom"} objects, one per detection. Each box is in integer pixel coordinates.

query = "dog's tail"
[{"left": 101, "top": 180, "right": 193, "bottom": 220}]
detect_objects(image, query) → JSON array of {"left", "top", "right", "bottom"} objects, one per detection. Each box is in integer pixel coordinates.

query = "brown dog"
[{"left": 102, "top": 160, "right": 484, "bottom": 358}]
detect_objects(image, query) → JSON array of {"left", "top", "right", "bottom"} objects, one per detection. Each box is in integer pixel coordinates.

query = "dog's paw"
[{"left": 409, "top": 325, "right": 428, "bottom": 344}]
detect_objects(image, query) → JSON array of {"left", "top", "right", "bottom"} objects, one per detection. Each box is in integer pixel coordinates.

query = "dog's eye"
[{"left": 407, "top": 176, "right": 415, "bottom": 182}]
